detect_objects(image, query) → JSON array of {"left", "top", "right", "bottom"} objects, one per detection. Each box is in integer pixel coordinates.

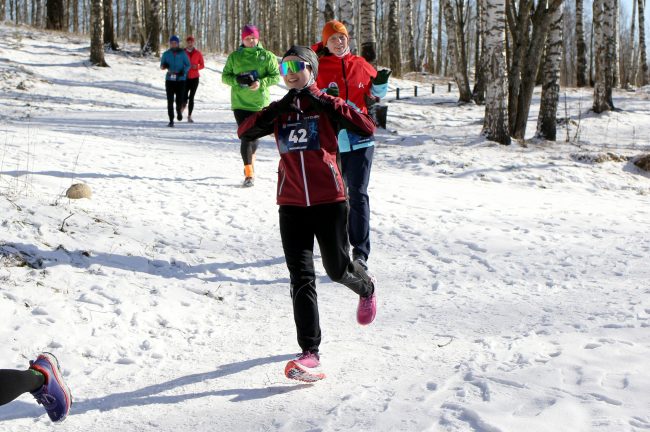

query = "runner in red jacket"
[
  {"left": 184, "top": 35, "right": 205, "bottom": 123},
  {"left": 311, "top": 20, "right": 390, "bottom": 272},
  {"left": 238, "top": 46, "right": 377, "bottom": 381}
]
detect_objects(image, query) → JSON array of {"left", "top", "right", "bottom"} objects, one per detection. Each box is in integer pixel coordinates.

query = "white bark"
[
  {"left": 482, "top": 0, "right": 509, "bottom": 144},
  {"left": 593, "top": 0, "right": 615, "bottom": 112},
  {"left": 340, "top": 0, "right": 355, "bottom": 53},
  {"left": 359, "top": 0, "right": 377, "bottom": 63},
  {"left": 388, "top": 0, "right": 402, "bottom": 76},
  {"left": 639, "top": 0, "right": 648, "bottom": 85},
  {"left": 442, "top": 0, "right": 472, "bottom": 102},
  {"left": 536, "top": 4, "right": 563, "bottom": 141},
  {"left": 90, "top": 0, "right": 107, "bottom": 66}
]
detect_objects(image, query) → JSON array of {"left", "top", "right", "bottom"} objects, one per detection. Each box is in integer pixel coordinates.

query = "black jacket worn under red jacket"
[{"left": 238, "top": 84, "right": 376, "bottom": 207}]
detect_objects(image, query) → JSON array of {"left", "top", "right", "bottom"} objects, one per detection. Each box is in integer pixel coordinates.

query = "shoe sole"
[
  {"left": 32, "top": 352, "right": 73, "bottom": 422},
  {"left": 284, "top": 360, "right": 326, "bottom": 382}
]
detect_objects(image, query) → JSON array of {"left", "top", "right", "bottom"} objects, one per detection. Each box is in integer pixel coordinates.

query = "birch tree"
[
  {"left": 340, "top": 0, "right": 355, "bottom": 52},
  {"left": 146, "top": 0, "right": 161, "bottom": 55},
  {"left": 388, "top": 0, "right": 402, "bottom": 76},
  {"left": 473, "top": 0, "right": 486, "bottom": 104},
  {"left": 593, "top": 0, "right": 615, "bottom": 112},
  {"left": 482, "top": 0, "right": 510, "bottom": 144},
  {"left": 576, "top": 0, "right": 587, "bottom": 87},
  {"left": 436, "top": 0, "right": 443, "bottom": 74},
  {"left": 404, "top": 0, "right": 416, "bottom": 70},
  {"left": 639, "top": 0, "right": 648, "bottom": 86},
  {"left": 104, "top": 0, "right": 118, "bottom": 50},
  {"left": 443, "top": 0, "right": 472, "bottom": 102},
  {"left": 90, "top": 0, "right": 108, "bottom": 66},
  {"left": 423, "top": 0, "right": 434, "bottom": 71},
  {"left": 360, "top": 0, "right": 377, "bottom": 62},
  {"left": 536, "top": 3, "right": 562, "bottom": 140},
  {"left": 510, "top": 0, "right": 563, "bottom": 139}
]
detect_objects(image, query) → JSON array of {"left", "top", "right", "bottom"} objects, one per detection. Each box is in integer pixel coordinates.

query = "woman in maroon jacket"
[{"left": 238, "top": 46, "right": 377, "bottom": 382}]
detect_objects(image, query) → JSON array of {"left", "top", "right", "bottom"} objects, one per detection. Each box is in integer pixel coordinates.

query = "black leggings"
[
  {"left": 233, "top": 109, "right": 259, "bottom": 165},
  {"left": 165, "top": 80, "right": 186, "bottom": 121},
  {"left": 279, "top": 202, "right": 374, "bottom": 353},
  {"left": 0, "top": 369, "right": 44, "bottom": 406},
  {"left": 185, "top": 78, "right": 199, "bottom": 115}
]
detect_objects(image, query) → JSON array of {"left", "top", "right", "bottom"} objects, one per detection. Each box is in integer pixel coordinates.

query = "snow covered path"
[{"left": 2, "top": 25, "right": 650, "bottom": 431}]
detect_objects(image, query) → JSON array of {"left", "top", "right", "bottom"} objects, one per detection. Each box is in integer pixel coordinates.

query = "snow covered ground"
[{"left": 1, "top": 24, "right": 649, "bottom": 432}]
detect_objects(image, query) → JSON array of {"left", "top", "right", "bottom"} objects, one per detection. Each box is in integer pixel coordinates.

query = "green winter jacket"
[{"left": 222, "top": 43, "right": 280, "bottom": 112}]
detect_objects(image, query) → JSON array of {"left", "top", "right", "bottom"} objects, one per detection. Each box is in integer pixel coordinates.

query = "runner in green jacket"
[{"left": 222, "top": 24, "right": 280, "bottom": 187}]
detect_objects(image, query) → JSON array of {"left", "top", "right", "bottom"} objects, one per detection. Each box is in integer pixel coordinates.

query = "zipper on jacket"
[
  {"left": 341, "top": 58, "right": 349, "bottom": 103},
  {"left": 278, "top": 167, "right": 286, "bottom": 197},
  {"left": 328, "top": 163, "right": 341, "bottom": 192},
  {"left": 299, "top": 151, "right": 311, "bottom": 206}
]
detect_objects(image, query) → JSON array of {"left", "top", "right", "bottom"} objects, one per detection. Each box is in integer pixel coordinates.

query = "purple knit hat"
[{"left": 241, "top": 24, "right": 260, "bottom": 41}]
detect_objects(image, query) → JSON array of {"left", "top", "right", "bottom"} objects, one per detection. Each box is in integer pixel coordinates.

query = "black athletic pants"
[
  {"left": 0, "top": 369, "right": 44, "bottom": 406},
  {"left": 341, "top": 146, "right": 374, "bottom": 261},
  {"left": 165, "top": 80, "right": 186, "bottom": 122},
  {"left": 233, "top": 109, "right": 259, "bottom": 165},
  {"left": 185, "top": 78, "right": 199, "bottom": 116},
  {"left": 279, "top": 202, "right": 374, "bottom": 353}
]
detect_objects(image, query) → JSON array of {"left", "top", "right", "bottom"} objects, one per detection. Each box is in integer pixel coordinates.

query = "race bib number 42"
[{"left": 278, "top": 117, "right": 320, "bottom": 154}]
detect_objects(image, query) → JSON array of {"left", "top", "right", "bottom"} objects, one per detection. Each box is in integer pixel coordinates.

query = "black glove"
[
  {"left": 324, "top": 85, "right": 339, "bottom": 97},
  {"left": 236, "top": 73, "right": 256, "bottom": 86},
  {"left": 372, "top": 69, "right": 392, "bottom": 85},
  {"left": 161, "top": 62, "right": 169, "bottom": 69}
]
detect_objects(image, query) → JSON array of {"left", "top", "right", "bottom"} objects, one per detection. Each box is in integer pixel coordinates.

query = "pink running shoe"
[
  {"left": 285, "top": 351, "right": 325, "bottom": 382},
  {"left": 294, "top": 351, "right": 320, "bottom": 368},
  {"left": 357, "top": 278, "right": 377, "bottom": 325}
]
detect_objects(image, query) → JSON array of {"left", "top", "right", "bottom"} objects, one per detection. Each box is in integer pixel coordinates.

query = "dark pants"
[
  {"left": 0, "top": 369, "right": 44, "bottom": 406},
  {"left": 340, "top": 146, "right": 374, "bottom": 261},
  {"left": 233, "top": 109, "right": 259, "bottom": 165},
  {"left": 165, "top": 80, "right": 186, "bottom": 122},
  {"left": 279, "top": 202, "right": 374, "bottom": 353},
  {"left": 185, "top": 78, "right": 199, "bottom": 115}
]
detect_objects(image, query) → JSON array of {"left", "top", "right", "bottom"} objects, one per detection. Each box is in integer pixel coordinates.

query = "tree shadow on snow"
[
  {"left": 0, "top": 354, "right": 310, "bottom": 421},
  {"left": 2, "top": 243, "right": 290, "bottom": 286},
  {"left": 0, "top": 169, "right": 228, "bottom": 184}
]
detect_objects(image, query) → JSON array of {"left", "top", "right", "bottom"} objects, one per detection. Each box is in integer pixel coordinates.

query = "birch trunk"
[
  {"left": 104, "top": 0, "right": 118, "bottom": 49},
  {"left": 576, "top": 0, "right": 587, "bottom": 86},
  {"left": 536, "top": 4, "right": 563, "bottom": 140},
  {"left": 90, "top": 0, "right": 108, "bottom": 66},
  {"left": 435, "top": 0, "right": 443, "bottom": 74},
  {"left": 482, "top": 0, "right": 510, "bottom": 144},
  {"left": 639, "top": 0, "right": 648, "bottom": 85},
  {"left": 443, "top": 0, "right": 472, "bottom": 101},
  {"left": 146, "top": 0, "right": 161, "bottom": 55},
  {"left": 404, "top": 0, "right": 416, "bottom": 70},
  {"left": 360, "top": 0, "right": 377, "bottom": 63},
  {"left": 473, "top": 0, "right": 486, "bottom": 104},
  {"left": 423, "top": 0, "right": 434, "bottom": 71},
  {"left": 593, "top": 0, "right": 615, "bottom": 112},
  {"left": 388, "top": 0, "right": 402, "bottom": 76},
  {"left": 340, "top": 0, "right": 355, "bottom": 53},
  {"left": 511, "top": 0, "right": 563, "bottom": 140},
  {"left": 184, "top": 0, "right": 190, "bottom": 36},
  {"left": 507, "top": 0, "right": 531, "bottom": 134}
]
